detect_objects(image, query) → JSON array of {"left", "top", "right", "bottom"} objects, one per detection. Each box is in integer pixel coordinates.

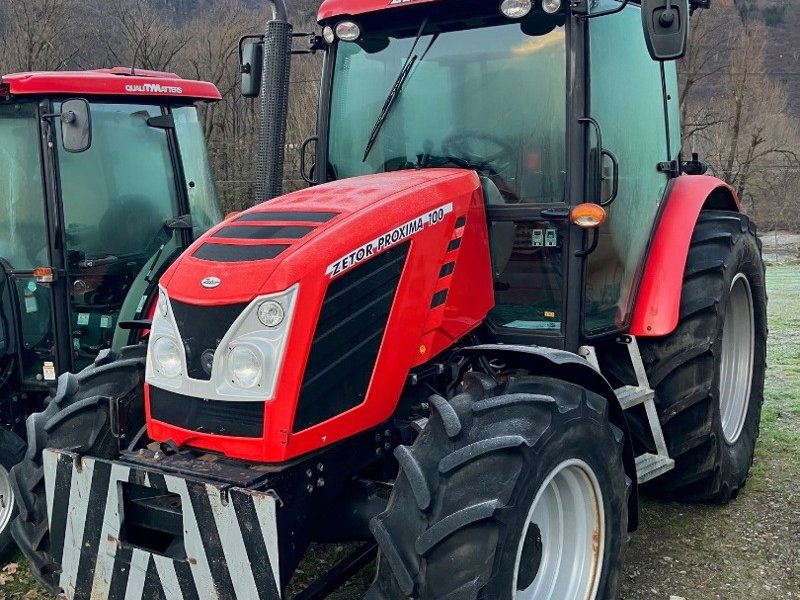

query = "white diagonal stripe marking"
[
  {"left": 90, "top": 462, "right": 130, "bottom": 599},
  {"left": 124, "top": 548, "right": 150, "bottom": 600},
  {"left": 59, "top": 457, "right": 94, "bottom": 598},
  {"left": 209, "top": 489, "right": 260, "bottom": 598},
  {"left": 166, "top": 475, "right": 219, "bottom": 600}
]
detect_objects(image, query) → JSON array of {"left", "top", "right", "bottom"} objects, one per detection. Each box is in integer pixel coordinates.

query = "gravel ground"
[{"left": 1, "top": 266, "right": 798, "bottom": 599}]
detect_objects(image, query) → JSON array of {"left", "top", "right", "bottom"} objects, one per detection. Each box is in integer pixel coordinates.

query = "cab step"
[
  {"left": 614, "top": 385, "right": 654, "bottom": 410},
  {"left": 635, "top": 452, "right": 675, "bottom": 483},
  {"left": 580, "top": 337, "right": 676, "bottom": 483}
]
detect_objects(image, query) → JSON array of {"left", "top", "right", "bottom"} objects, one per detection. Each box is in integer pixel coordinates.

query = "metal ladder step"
[
  {"left": 614, "top": 385, "right": 655, "bottom": 410},
  {"left": 635, "top": 453, "right": 675, "bottom": 483}
]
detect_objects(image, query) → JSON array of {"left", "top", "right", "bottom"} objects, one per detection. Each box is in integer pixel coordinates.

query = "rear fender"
[
  {"left": 630, "top": 175, "right": 740, "bottom": 337},
  {"left": 459, "top": 343, "right": 639, "bottom": 531}
]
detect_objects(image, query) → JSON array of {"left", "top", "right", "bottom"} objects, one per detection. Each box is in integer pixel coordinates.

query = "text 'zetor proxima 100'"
[{"left": 12, "top": 1, "right": 766, "bottom": 599}]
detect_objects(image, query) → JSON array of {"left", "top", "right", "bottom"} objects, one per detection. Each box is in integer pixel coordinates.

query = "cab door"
[
  {"left": 53, "top": 102, "right": 183, "bottom": 371},
  {"left": 0, "top": 102, "right": 58, "bottom": 388},
  {"left": 583, "top": 0, "right": 680, "bottom": 337}
]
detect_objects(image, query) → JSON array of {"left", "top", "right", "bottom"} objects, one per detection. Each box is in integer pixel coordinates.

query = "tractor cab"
[
  {"left": 307, "top": 0, "right": 689, "bottom": 351},
  {"left": 0, "top": 68, "right": 222, "bottom": 395}
]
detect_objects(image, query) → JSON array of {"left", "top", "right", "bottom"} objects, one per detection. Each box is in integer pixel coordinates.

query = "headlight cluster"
[
  {"left": 322, "top": 20, "right": 360, "bottom": 43},
  {"left": 146, "top": 285, "right": 297, "bottom": 400}
]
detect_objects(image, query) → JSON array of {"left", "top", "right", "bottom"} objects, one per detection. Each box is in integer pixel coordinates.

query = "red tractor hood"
[
  {"left": 162, "top": 169, "right": 480, "bottom": 305},
  {"left": 151, "top": 169, "right": 495, "bottom": 462}
]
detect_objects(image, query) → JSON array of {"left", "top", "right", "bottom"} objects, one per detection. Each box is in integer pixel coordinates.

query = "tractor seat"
[{"left": 481, "top": 176, "right": 515, "bottom": 281}]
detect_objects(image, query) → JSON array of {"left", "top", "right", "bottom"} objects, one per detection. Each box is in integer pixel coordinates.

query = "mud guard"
[
  {"left": 43, "top": 449, "right": 281, "bottom": 600},
  {"left": 459, "top": 343, "right": 640, "bottom": 530},
  {"left": 631, "top": 175, "right": 740, "bottom": 337}
]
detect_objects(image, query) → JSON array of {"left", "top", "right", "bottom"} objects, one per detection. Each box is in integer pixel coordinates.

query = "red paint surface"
[
  {"left": 318, "top": 0, "right": 444, "bottom": 21},
  {"left": 2, "top": 67, "right": 221, "bottom": 101},
  {"left": 630, "top": 175, "right": 740, "bottom": 337},
  {"left": 150, "top": 170, "right": 494, "bottom": 462}
]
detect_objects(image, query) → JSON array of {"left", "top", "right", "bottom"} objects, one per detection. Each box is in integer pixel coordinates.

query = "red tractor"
[
  {"left": 0, "top": 68, "right": 223, "bottom": 557},
  {"left": 13, "top": 1, "right": 765, "bottom": 599}
]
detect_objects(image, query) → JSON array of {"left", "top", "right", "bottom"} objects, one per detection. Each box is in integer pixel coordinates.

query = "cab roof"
[
  {"left": 317, "top": 0, "right": 443, "bottom": 21},
  {"left": 1, "top": 67, "right": 221, "bottom": 101}
]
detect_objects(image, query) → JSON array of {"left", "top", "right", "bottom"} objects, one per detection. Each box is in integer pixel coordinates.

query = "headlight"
[
  {"left": 500, "top": 0, "right": 532, "bottom": 18},
  {"left": 335, "top": 21, "right": 361, "bottom": 42},
  {"left": 153, "top": 337, "right": 182, "bottom": 378},
  {"left": 229, "top": 345, "right": 262, "bottom": 388},
  {"left": 542, "top": 0, "right": 562, "bottom": 14},
  {"left": 257, "top": 300, "right": 284, "bottom": 327}
]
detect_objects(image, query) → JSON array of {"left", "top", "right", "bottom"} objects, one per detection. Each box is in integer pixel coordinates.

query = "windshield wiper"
[{"left": 362, "top": 21, "right": 437, "bottom": 162}]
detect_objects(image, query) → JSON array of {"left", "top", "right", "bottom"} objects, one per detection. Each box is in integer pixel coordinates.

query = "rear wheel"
[
  {"left": 367, "top": 373, "right": 630, "bottom": 600},
  {"left": 640, "top": 211, "right": 767, "bottom": 503},
  {"left": 10, "top": 345, "right": 146, "bottom": 593}
]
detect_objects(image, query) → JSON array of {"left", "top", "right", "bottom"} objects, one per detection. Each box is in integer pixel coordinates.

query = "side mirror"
[
  {"left": 241, "top": 40, "right": 264, "bottom": 98},
  {"left": 641, "top": 0, "right": 690, "bottom": 61},
  {"left": 60, "top": 98, "right": 92, "bottom": 153}
]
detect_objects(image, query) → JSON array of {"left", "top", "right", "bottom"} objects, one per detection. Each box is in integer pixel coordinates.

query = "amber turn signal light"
[
  {"left": 571, "top": 203, "right": 607, "bottom": 229},
  {"left": 33, "top": 267, "right": 55, "bottom": 283}
]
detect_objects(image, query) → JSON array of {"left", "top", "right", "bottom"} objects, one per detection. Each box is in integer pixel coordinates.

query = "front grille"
[
  {"left": 149, "top": 387, "right": 264, "bottom": 438},
  {"left": 170, "top": 300, "right": 246, "bottom": 381},
  {"left": 293, "top": 242, "right": 409, "bottom": 432}
]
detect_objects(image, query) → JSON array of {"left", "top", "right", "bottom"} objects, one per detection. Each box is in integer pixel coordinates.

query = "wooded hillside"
[{"left": 1, "top": 0, "right": 797, "bottom": 231}]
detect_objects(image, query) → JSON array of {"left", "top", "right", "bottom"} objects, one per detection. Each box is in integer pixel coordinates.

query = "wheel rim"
[
  {"left": 512, "top": 459, "right": 605, "bottom": 600},
  {"left": 0, "top": 464, "right": 14, "bottom": 534},
  {"left": 719, "top": 273, "right": 755, "bottom": 444}
]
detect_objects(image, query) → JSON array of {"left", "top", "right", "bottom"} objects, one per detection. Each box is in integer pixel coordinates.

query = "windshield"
[
  {"left": 173, "top": 106, "right": 222, "bottom": 237},
  {"left": 327, "top": 14, "right": 567, "bottom": 204},
  {"left": 0, "top": 103, "right": 48, "bottom": 270}
]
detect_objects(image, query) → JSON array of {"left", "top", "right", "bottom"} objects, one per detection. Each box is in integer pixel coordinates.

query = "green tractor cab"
[{"left": 0, "top": 68, "right": 223, "bottom": 556}]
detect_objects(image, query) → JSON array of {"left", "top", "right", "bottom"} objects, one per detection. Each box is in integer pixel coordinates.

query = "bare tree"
[
  {"left": 92, "top": 0, "right": 190, "bottom": 72},
  {"left": 0, "top": 0, "right": 85, "bottom": 72}
]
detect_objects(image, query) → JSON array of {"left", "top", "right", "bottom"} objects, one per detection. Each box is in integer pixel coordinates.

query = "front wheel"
[
  {"left": 10, "top": 345, "right": 146, "bottom": 593},
  {"left": 367, "top": 373, "right": 630, "bottom": 600}
]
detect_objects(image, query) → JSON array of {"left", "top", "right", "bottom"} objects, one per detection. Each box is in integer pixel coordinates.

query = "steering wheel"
[{"left": 441, "top": 131, "right": 515, "bottom": 172}]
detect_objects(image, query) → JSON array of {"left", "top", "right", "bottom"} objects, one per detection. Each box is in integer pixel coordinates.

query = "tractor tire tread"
[
  {"left": 639, "top": 210, "right": 766, "bottom": 503},
  {"left": 10, "top": 344, "right": 147, "bottom": 594}
]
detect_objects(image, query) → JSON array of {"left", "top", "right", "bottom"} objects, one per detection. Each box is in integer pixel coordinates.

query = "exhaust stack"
[{"left": 257, "top": 0, "right": 292, "bottom": 202}]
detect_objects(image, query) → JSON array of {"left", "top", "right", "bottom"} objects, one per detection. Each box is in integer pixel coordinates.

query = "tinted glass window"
[
  {"left": 328, "top": 16, "right": 567, "bottom": 204},
  {"left": 56, "top": 103, "right": 179, "bottom": 259},
  {"left": 585, "top": 2, "right": 672, "bottom": 335},
  {"left": 173, "top": 106, "right": 222, "bottom": 236},
  {"left": 0, "top": 103, "right": 48, "bottom": 269},
  {"left": 55, "top": 102, "right": 181, "bottom": 368}
]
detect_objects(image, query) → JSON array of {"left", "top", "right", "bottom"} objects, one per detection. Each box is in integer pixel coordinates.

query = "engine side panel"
[{"left": 630, "top": 175, "right": 740, "bottom": 338}]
